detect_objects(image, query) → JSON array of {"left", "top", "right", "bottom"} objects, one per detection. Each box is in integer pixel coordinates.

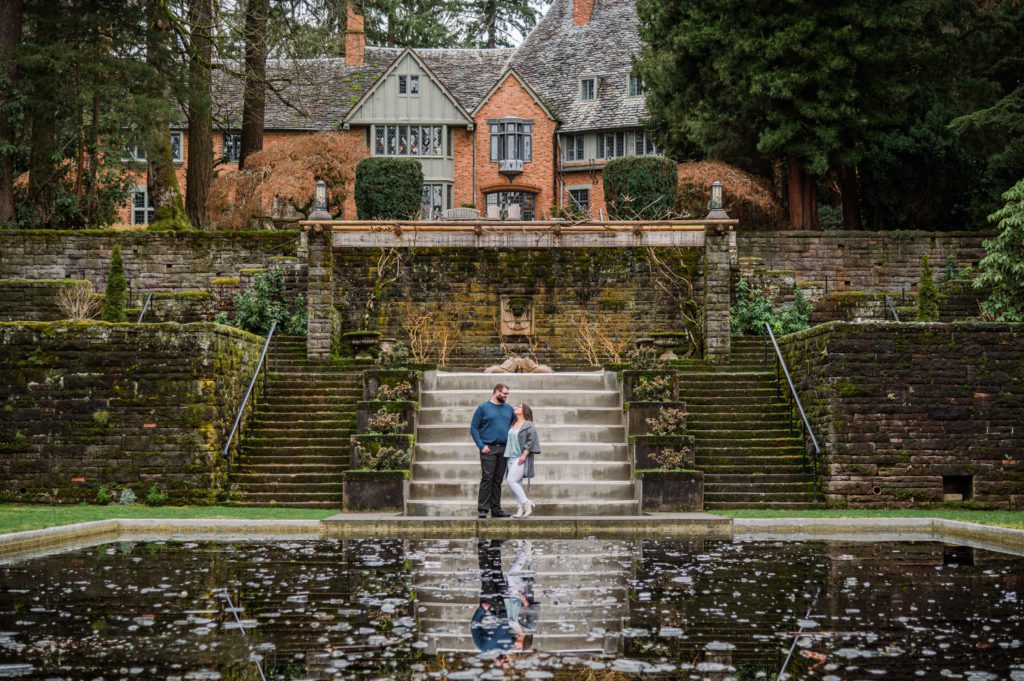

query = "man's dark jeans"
[{"left": 478, "top": 443, "right": 506, "bottom": 513}]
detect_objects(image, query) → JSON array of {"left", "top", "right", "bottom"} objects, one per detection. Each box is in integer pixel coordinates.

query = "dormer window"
[
  {"left": 628, "top": 73, "right": 644, "bottom": 97},
  {"left": 399, "top": 75, "right": 420, "bottom": 97},
  {"left": 580, "top": 77, "right": 597, "bottom": 101}
]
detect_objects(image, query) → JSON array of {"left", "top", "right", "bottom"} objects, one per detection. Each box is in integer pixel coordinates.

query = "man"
[{"left": 470, "top": 383, "right": 514, "bottom": 518}]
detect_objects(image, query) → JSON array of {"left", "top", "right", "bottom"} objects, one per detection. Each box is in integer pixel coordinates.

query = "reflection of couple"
[{"left": 471, "top": 539, "right": 538, "bottom": 662}]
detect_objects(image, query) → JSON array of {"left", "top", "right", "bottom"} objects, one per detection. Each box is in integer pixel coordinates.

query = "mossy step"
[
  {"left": 690, "top": 431, "right": 799, "bottom": 441},
  {"left": 238, "top": 454, "right": 350, "bottom": 464},
  {"left": 266, "top": 387, "right": 363, "bottom": 396},
  {"left": 703, "top": 482, "right": 814, "bottom": 493},
  {"left": 224, "top": 500, "right": 340, "bottom": 509},
  {"left": 238, "top": 463, "right": 350, "bottom": 474},
  {"left": 696, "top": 446, "right": 804, "bottom": 456},
  {"left": 242, "top": 437, "right": 351, "bottom": 447},
  {"left": 232, "top": 481, "right": 344, "bottom": 493},
  {"left": 687, "top": 413, "right": 791, "bottom": 424},
  {"left": 686, "top": 403, "right": 790, "bottom": 414},
  {"left": 698, "top": 465, "right": 809, "bottom": 475},
  {"left": 227, "top": 493, "right": 342, "bottom": 505},
  {"left": 256, "top": 403, "right": 357, "bottom": 413},
  {"left": 695, "top": 455, "right": 804, "bottom": 466},
  {"left": 705, "top": 501, "right": 825, "bottom": 510},
  {"left": 704, "top": 492, "right": 816, "bottom": 503},
  {"left": 686, "top": 420, "right": 793, "bottom": 431}
]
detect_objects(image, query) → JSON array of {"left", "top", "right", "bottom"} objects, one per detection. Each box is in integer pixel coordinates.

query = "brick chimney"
[
  {"left": 573, "top": 0, "right": 595, "bottom": 26},
  {"left": 345, "top": 4, "right": 365, "bottom": 67}
]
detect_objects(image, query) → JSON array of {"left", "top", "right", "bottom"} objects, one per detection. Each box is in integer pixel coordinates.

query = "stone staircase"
[
  {"left": 229, "top": 335, "right": 363, "bottom": 508},
  {"left": 409, "top": 371, "right": 638, "bottom": 516},
  {"left": 679, "top": 337, "right": 821, "bottom": 509},
  {"left": 409, "top": 538, "right": 631, "bottom": 654}
]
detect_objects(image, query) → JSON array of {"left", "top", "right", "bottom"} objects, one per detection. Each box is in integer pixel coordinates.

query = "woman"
[{"left": 505, "top": 403, "right": 540, "bottom": 518}]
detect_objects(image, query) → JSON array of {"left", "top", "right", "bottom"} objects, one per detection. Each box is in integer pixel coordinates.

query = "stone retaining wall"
[
  {"left": 737, "top": 231, "right": 989, "bottom": 294},
  {"left": 778, "top": 322, "right": 1024, "bottom": 508},
  {"left": 0, "top": 279, "right": 96, "bottom": 322},
  {"left": 0, "top": 322, "right": 263, "bottom": 504}
]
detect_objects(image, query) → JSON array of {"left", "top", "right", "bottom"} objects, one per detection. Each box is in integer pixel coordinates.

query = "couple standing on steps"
[{"left": 470, "top": 383, "right": 542, "bottom": 519}]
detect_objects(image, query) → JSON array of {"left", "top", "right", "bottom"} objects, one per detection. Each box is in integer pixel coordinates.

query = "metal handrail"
[
  {"left": 136, "top": 293, "right": 153, "bottom": 323},
  {"left": 222, "top": 321, "right": 277, "bottom": 468},
  {"left": 885, "top": 295, "right": 901, "bottom": 322},
  {"left": 764, "top": 322, "right": 821, "bottom": 501}
]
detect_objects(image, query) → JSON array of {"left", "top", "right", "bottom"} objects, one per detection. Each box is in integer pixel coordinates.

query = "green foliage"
[
  {"left": 376, "top": 342, "right": 411, "bottom": 368},
  {"left": 92, "top": 410, "right": 110, "bottom": 427},
  {"left": 632, "top": 375, "right": 674, "bottom": 402},
  {"left": 100, "top": 245, "right": 127, "bottom": 323},
  {"left": 463, "top": 0, "right": 543, "bottom": 48},
  {"left": 602, "top": 156, "right": 678, "bottom": 220},
  {"left": 645, "top": 407, "right": 687, "bottom": 437},
  {"left": 730, "top": 280, "right": 812, "bottom": 336},
  {"left": 376, "top": 381, "right": 414, "bottom": 401},
  {"left": 225, "top": 266, "right": 305, "bottom": 335},
  {"left": 117, "top": 488, "right": 137, "bottom": 505},
  {"left": 649, "top": 447, "right": 689, "bottom": 471},
  {"left": 145, "top": 486, "right": 168, "bottom": 507},
  {"left": 355, "top": 157, "right": 424, "bottom": 219},
  {"left": 355, "top": 444, "right": 411, "bottom": 471},
  {"left": 95, "top": 486, "right": 112, "bottom": 505},
  {"left": 975, "top": 179, "right": 1024, "bottom": 321},
  {"left": 916, "top": 255, "right": 940, "bottom": 322},
  {"left": 944, "top": 255, "right": 959, "bottom": 282}
]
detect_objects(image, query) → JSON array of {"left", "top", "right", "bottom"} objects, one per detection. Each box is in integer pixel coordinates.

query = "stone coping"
[{"left": 3, "top": 515, "right": 1024, "bottom": 561}]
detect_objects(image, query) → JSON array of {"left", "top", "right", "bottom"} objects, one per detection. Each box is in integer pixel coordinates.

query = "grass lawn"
[
  {"left": 0, "top": 504, "right": 335, "bottom": 535},
  {"left": 718, "top": 508, "right": 1024, "bottom": 530}
]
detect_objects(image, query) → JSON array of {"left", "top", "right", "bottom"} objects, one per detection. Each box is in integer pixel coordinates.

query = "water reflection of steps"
[
  {"left": 409, "top": 539, "right": 632, "bottom": 654},
  {"left": 410, "top": 372, "right": 637, "bottom": 516}
]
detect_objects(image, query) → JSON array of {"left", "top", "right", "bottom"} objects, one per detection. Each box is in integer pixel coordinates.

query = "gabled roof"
[
  {"left": 343, "top": 48, "right": 475, "bottom": 125},
  {"left": 509, "top": 0, "right": 648, "bottom": 133},
  {"left": 473, "top": 68, "right": 556, "bottom": 120}
]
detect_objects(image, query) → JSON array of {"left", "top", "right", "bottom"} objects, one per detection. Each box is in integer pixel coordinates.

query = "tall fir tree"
[{"left": 463, "top": 0, "right": 544, "bottom": 48}]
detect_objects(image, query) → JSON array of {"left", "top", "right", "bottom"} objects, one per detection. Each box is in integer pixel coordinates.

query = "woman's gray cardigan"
[{"left": 516, "top": 422, "right": 542, "bottom": 479}]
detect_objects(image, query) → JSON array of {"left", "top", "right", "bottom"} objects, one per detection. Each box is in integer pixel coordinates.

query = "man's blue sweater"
[{"left": 470, "top": 400, "right": 515, "bottom": 450}]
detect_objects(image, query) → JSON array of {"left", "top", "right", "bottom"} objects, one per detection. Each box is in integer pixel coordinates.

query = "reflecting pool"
[{"left": 1, "top": 538, "right": 1023, "bottom": 679}]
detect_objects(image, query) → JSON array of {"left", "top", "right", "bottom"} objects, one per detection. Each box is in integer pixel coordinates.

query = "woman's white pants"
[{"left": 506, "top": 458, "right": 529, "bottom": 506}]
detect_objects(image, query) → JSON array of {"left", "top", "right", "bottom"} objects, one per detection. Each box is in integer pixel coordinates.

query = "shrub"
[
  {"left": 368, "top": 408, "right": 406, "bottom": 435},
  {"left": 633, "top": 375, "right": 674, "bottom": 401},
  {"left": 917, "top": 255, "right": 940, "bottom": 322},
  {"left": 645, "top": 407, "right": 687, "bottom": 437},
  {"left": 284, "top": 294, "right": 307, "bottom": 335},
  {"left": 975, "top": 179, "right": 1024, "bottom": 321},
  {"left": 376, "top": 342, "right": 411, "bottom": 368},
  {"left": 730, "top": 280, "right": 811, "bottom": 336},
  {"left": 649, "top": 447, "right": 688, "bottom": 470},
  {"left": 355, "top": 157, "right": 424, "bottom": 219},
  {"left": 376, "top": 381, "right": 414, "bottom": 401},
  {"left": 117, "top": 488, "right": 137, "bottom": 505},
  {"left": 57, "top": 282, "right": 101, "bottom": 320},
  {"left": 626, "top": 345, "right": 662, "bottom": 370},
  {"left": 101, "top": 245, "right": 127, "bottom": 323},
  {"left": 676, "top": 161, "right": 784, "bottom": 229},
  {"left": 207, "top": 131, "right": 368, "bottom": 228},
  {"left": 226, "top": 266, "right": 304, "bottom": 335},
  {"left": 92, "top": 410, "right": 110, "bottom": 427},
  {"left": 96, "top": 485, "right": 112, "bottom": 505},
  {"left": 145, "top": 485, "right": 168, "bottom": 506},
  {"left": 356, "top": 444, "right": 411, "bottom": 471},
  {"left": 603, "top": 156, "right": 678, "bottom": 220}
]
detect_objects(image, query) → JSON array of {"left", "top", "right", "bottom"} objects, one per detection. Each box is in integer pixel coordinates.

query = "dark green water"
[{"left": 1, "top": 538, "right": 1022, "bottom": 680}]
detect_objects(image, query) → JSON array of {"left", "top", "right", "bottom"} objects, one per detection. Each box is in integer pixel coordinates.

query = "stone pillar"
[
  {"left": 306, "top": 225, "right": 333, "bottom": 362},
  {"left": 704, "top": 224, "right": 732, "bottom": 364}
]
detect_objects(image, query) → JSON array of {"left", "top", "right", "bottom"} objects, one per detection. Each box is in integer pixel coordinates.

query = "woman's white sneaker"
[
  {"left": 522, "top": 500, "right": 534, "bottom": 518},
  {"left": 513, "top": 506, "right": 525, "bottom": 518}
]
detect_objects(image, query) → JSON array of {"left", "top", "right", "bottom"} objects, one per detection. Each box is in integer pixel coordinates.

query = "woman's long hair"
[{"left": 520, "top": 403, "right": 534, "bottom": 421}]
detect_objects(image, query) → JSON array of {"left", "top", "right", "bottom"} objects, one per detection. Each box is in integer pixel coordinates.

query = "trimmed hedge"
[
  {"left": 355, "top": 157, "right": 424, "bottom": 219},
  {"left": 101, "top": 245, "right": 127, "bottom": 322},
  {"left": 603, "top": 156, "right": 678, "bottom": 220}
]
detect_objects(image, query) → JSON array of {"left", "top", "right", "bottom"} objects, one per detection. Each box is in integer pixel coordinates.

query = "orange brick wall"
[
  {"left": 471, "top": 75, "right": 557, "bottom": 218},
  {"left": 559, "top": 168, "right": 607, "bottom": 219},
  {"left": 452, "top": 127, "right": 476, "bottom": 208},
  {"left": 116, "top": 129, "right": 365, "bottom": 225}
]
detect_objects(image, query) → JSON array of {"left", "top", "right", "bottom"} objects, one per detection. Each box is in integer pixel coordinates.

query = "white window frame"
[
  {"left": 131, "top": 184, "right": 154, "bottom": 225},
  {"left": 373, "top": 124, "right": 446, "bottom": 157},
  {"left": 628, "top": 73, "right": 644, "bottom": 98},
  {"left": 125, "top": 132, "right": 183, "bottom": 163},
  {"left": 580, "top": 77, "right": 597, "bottom": 101},
  {"left": 409, "top": 75, "right": 420, "bottom": 96},
  {"left": 398, "top": 75, "right": 408, "bottom": 96},
  {"left": 222, "top": 132, "right": 241, "bottom": 163}
]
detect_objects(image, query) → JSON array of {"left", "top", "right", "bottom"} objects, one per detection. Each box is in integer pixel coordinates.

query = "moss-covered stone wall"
[
  {"left": 0, "top": 322, "right": 263, "bottom": 504},
  {"left": 778, "top": 322, "right": 1024, "bottom": 509},
  {"left": 333, "top": 247, "right": 702, "bottom": 364},
  {"left": 0, "top": 279, "right": 97, "bottom": 321},
  {"left": 737, "top": 231, "right": 989, "bottom": 294}
]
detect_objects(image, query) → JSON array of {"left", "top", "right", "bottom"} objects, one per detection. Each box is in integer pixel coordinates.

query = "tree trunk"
[
  {"left": 785, "top": 156, "right": 820, "bottom": 230},
  {"left": 239, "top": 0, "right": 269, "bottom": 170},
  {"left": 186, "top": 0, "right": 213, "bottom": 229},
  {"left": 146, "top": 0, "right": 189, "bottom": 230},
  {"left": 0, "top": 0, "right": 24, "bottom": 226},
  {"left": 28, "top": 106, "right": 55, "bottom": 227},
  {"left": 839, "top": 164, "right": 862, "bottom": 230},
  {"left": 485, "top": 0, "right": 497, "bottom": 48}
]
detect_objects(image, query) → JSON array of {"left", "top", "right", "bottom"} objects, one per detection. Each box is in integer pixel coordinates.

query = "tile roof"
[{"left": 509, "top": 0, "right": 647, "bottom": 133}]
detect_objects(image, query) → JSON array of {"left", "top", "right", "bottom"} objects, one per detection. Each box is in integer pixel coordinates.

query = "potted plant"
[
  {"left": 636, "top": 445, "right": 703, "bottom": 512},
  {"left": 343, "top": 439, "right": 412, "bottom": 512},
  {"left": 630, "top": 407, "right": 695, "bottom": 469}
]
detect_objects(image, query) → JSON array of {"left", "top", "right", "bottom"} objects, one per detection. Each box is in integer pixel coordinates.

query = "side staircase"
[
  {"left": 680, "top": 337, "right": 821, "bottom": 509},
  {"left": 229, "top": 335, "right": 363, "bottom": 508},
  {"left": 409, "top": 538, "right": 631, "bottom": 654},
  {"left": 409, "top": 371, "right": 638, "bottom": 516}
]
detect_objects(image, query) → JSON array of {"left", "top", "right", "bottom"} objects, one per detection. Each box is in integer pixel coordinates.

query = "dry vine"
[
  {"left": 56, "top": 283, "right": 101, "bottom": 320},
  {"left": 645, "top": 246, "right": 703, "bottom": 357}
]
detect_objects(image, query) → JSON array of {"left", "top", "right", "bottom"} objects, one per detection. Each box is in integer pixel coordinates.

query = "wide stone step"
[
  {"left": 243, "top": 436, "right": 351, "bottom": 448},
  {"left": 409, "top": 480, "right": 636, "bottom": 501},
  {"left": 703, "top": 481, "right": 814, "bottom": 493},
  {"left": 686, "top": 421, "right": 793, "bottom": 432},
  {"left": 703, "top": 473, "right": 811, "bottom": 483},
  {"left": 706, "top": 501, "right": 825, "bottom": 510},
  {"left": 226, "top": 496, "right": 340, "bottom": 508},
  {"left": 685, "top": 403, "right": 790, "bottom": 415},
  {"left": 250, "top": 419, "right": 354, "bottom": 430},
  {"left": 425, "top": 371, "right": 613, "bottom": 391},
  {"left": 417, "top": 424, "right": 625, "bottom": 443},
  {"left": 695, "top": 455, "right": 804, "bottom": 467},
  {"left": 704, "top": 491, "right": 816, "bottom": 503},
  {"left": 239, "top": 463, "right": 351, "bottom": 474},
  {"left": 411, "top": 460, "right": 632, "bottom": 482},
  {"left": 405, "top": 499, "right": 638, "bottom": 517},
  {"left": 421, "top": 390, "right": 621, "bottom": 408},
  {"left": 699, "top": 465, "right": 809, "bottom": 475},
  {"left": 233, "top": 472, "right": 344, "bottom": 485},
  {"left": 417, "top": 406, "right": 624, "bottom": 426},
  {"left": 415, "top": 442, "right": 628, "bottom": 462},
  {"left": 232, "top": 481, "right": 343, "bottom": 493},
  {"left": 688, "top": 413, "right": 791, "bottom": 425},
  {"left": 239, "top": 453, "right": 349, "bottom": 465},
  {"left": 691, "top": 435, "right": 802, "bottom": 446}
]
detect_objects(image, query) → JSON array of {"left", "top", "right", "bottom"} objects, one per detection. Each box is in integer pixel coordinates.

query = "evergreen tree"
[
  {"left": 102, "top": 245, "right": 127, "bottom": 323},
  {"left": 363, "top": 0, "right": 463, "bottom": 48},
  {"left": 0, "top": 0, "right": 23, "bottom": 227},
  {"left": 975, "top": 179, "right": 1024, "bottom": 322},
  {"left": 186, "top": 0, "right": 214, "bottom": 230},
  {"left": 463, "top": 0, "right": 544, "bottom": 48}
]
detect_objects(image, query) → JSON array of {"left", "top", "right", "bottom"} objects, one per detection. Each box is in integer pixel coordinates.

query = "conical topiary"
[
  {"left": 916, "top": 255, "right": 939, "bottom": 322},
  {"left": 101, "top": 245, "right": 127, "bottom": 322}
]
